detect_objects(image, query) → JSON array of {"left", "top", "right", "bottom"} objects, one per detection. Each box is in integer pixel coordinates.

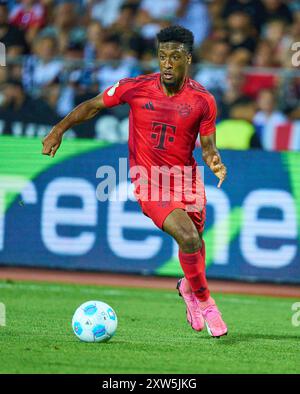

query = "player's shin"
[{"left": 178, "top": 247, "right": 210, "bottom": 302}]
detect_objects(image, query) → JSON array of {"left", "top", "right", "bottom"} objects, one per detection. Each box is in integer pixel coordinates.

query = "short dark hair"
[{"left": 157, "top": 25, "right": 194, "bottom": 54}]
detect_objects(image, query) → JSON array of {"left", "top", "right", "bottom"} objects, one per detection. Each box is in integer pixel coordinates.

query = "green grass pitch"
[{"left": 0, "top": 279, "right": 299, "bottom": 374}]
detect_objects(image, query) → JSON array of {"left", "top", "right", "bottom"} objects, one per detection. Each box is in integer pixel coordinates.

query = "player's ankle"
[
  {"left": 182, "top": 277, "right": 193, "bottom": 294},
  {"left": 197, "top": 296, "right": 215, "bottom": 309}
]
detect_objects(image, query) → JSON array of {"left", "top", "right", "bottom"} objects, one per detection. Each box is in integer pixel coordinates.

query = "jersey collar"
[{"left": 157, "top": 73, "right": 188, "bottom": 98}]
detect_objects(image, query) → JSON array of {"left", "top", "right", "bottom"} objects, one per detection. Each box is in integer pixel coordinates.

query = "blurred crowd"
[{"left": 0, "top": 0, "right": 300, "bottom": 149}]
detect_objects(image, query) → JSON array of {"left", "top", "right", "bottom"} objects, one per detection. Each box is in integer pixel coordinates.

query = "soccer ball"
[{"left": 72, "top": 300, "right": 118, "bottom": 343}]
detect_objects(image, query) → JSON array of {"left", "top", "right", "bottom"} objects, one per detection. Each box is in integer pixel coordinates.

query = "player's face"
[{"left": 158, "top": 42, "right": 191, "bottom": 89}]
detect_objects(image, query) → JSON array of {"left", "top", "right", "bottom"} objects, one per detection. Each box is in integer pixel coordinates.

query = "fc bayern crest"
[{"left": 177, "top": 103, "right": 192, "bottom": 118}]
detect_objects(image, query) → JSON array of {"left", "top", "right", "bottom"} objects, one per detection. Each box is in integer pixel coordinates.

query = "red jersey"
[
  {"left": 103, "top": 72, "right": 216, "bottom": 166},
  {"left": 103, "top": 73, "right": 216, "bottom": 200}
]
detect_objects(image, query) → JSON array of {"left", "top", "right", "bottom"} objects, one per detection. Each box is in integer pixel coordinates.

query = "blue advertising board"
[{"left": 0, "top": 136, "right": 299, "bottom": 283}]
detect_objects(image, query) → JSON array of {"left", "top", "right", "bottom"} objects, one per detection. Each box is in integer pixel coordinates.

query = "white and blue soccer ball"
[{"left": 72, "top": 301, "right": 118, "bottom": 343}]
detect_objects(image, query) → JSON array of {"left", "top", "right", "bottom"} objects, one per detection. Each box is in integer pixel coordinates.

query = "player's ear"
[{"left": 187, "top": 54, "right": 192, "bottom": 65}]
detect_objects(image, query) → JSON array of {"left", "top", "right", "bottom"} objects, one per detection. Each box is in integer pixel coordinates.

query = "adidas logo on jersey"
[{"left": 142, "top": 102, "right": 155, "bottom": 111}]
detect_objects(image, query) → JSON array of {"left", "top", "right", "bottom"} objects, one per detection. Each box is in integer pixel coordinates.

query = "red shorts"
[
  {"left": 133, "top": 168, "right": 206, "bottom": 232},
  {"left": 137, "top": 193, "right": 206, "bottom": 233}
]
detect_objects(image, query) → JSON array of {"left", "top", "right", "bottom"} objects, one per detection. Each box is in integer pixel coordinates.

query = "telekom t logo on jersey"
[{"left": 151, "top": 122, "right": 176, "bottom": 150}]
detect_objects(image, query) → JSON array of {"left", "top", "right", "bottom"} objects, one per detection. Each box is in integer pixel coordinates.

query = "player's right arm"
[{"left": 42, "top": 92, "right": 106, "bottom": 157}]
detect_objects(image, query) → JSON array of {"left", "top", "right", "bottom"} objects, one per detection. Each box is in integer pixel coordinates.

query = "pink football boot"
[
  {"left": 198, "top": 297, "right": 228, "bottom": 338},
  {"left": 176, "top": 278, "right": 205, "bottom": 332}
]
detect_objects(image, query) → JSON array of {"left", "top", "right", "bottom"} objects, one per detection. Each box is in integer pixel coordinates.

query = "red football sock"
[
  {"left": 178, "top": 241, "right": 210, "bottom": 301},
  {"left": 201, "top": 238, "right": 206, "bottom": 261}
]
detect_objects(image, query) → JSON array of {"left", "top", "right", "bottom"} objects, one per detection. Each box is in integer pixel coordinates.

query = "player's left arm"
[
  {"left": 199, "top": 92, "right": 227, "bottom": 188},
  {"left": 201, "top": 132, "right": 227, "bottom": 188}
]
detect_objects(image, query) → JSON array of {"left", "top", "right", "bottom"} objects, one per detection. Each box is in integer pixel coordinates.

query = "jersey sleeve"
[
  {"left": 199, "top": 94, "right": 217, "bottom": 136},
  {"left": 103, "top": 78, "right": 136, "bottom": 108}
]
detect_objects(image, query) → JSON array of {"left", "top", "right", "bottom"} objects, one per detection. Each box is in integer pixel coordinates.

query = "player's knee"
[{"left": 177, "top": 228, "right": 201, "bottom": 253}]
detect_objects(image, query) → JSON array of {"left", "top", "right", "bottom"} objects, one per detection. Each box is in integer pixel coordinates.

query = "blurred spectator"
[
  {"left": 0, "top": 0, "right": 299, "bottom": 149},
  {"left": 176, "top": 0, "right": 211, "bottom": 47},
  {"left": 242, "top": 40, "right": 279, "bottom": 99},
  {"left": 226, "top": 10, "right": 257, "bottom": 53},
  {"left": 194, "top": 40, "right": 231, "bottom": 100},
  {"left": 23, "top": 35, "right": 62, "bottom": 97},
  {"left": 253, "top": 88, "right": 287, "bottom": 145},
  {"left": 219, "top": 65, "right": 253, "bottom": 120},
  {"left": 210, "top": 22, "right": 229, "bottom": 42},
  {"left": 40, "top": 1, "right": 85, "bottom": 54},
  {"left": 57, "top": 41, "right": 97, "bottom": 117},
  {"left": 278, "top": 72, "right": 300, "bottom": 120},
  {"left": 0, "top": 78, "right": 59, "bottom": 133},
  {"left": 9, "top": 0, "right": 46, "bottom": 43},
  {"left": 56, "top": 42, "right": 83, "bottom": 116},
  {"left": 261, "top": 0, "right": 293, "bottom": 25},
  {"left": 109, "top": 3, "right": 145, "bottom": 59},
  {"left": 289, "top": 0, "right": 300, "bottom": 13},
  {"left": 261, "top": 19, "right": 289, "bottom": 66},
  {"left": 88, "top": 0, "right": 125, "bottom": 28},
  {"left": 0, "top": 78, "right": 34, "bottom": 111},
  {"left": 140, "top": 0, "right": 179, "bottom": 21},
  {"left": 135, "top": 6, "right": 167, "bottom": 48},
  {"left": 139, "top": 50, "right": 158, "bottom": 74},
  {"left": 216, "top": 118, "right": 258, "bottom": 149},
  {"left": 41, "top": 80, "right": 61, "bottom": 115},
  {"left": 0, "top": 65, "right": 7, "bottom": 86},
  {"left": 84, "top": 19, "right": 104, "bottom": 62},
  {"left": 208, "top": 1, "right": 226, "bottom": 27},
  {"left": 0, "top": 0, "right": 28, "bottom": 56},
  {"left": 252, "top": 39, "right": 279, "bottom": 68},
  {"left": 96, "top": 35, "right": 139, "bottom": 91},
  {"left": 197, "top": 38, "right": 231, "bottom": 67},
  {"left": 222, "top": 0, "right": 266, "bottom": 32},
  {"left": 227, "top": 47, "right": 251, "bottom": 67},
  {"left": 207, "top": 1, "right": 228, "bottom": 42},
  {"left": 0, "top": 67, "right": 7, "bottom": 108},
  {"left": 2, "top": 0, "right": 14, "bottom": 12},
  {"left": 229, "top": 100, "right": 256, "bottom": 124}
]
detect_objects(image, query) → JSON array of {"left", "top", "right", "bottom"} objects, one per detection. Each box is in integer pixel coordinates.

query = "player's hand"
[
  {"left": 42, "top": 127, "right": 63, "bottom": 158},
  {"left": 210, "top": 155, "right": 227, "bottom": 188}
]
